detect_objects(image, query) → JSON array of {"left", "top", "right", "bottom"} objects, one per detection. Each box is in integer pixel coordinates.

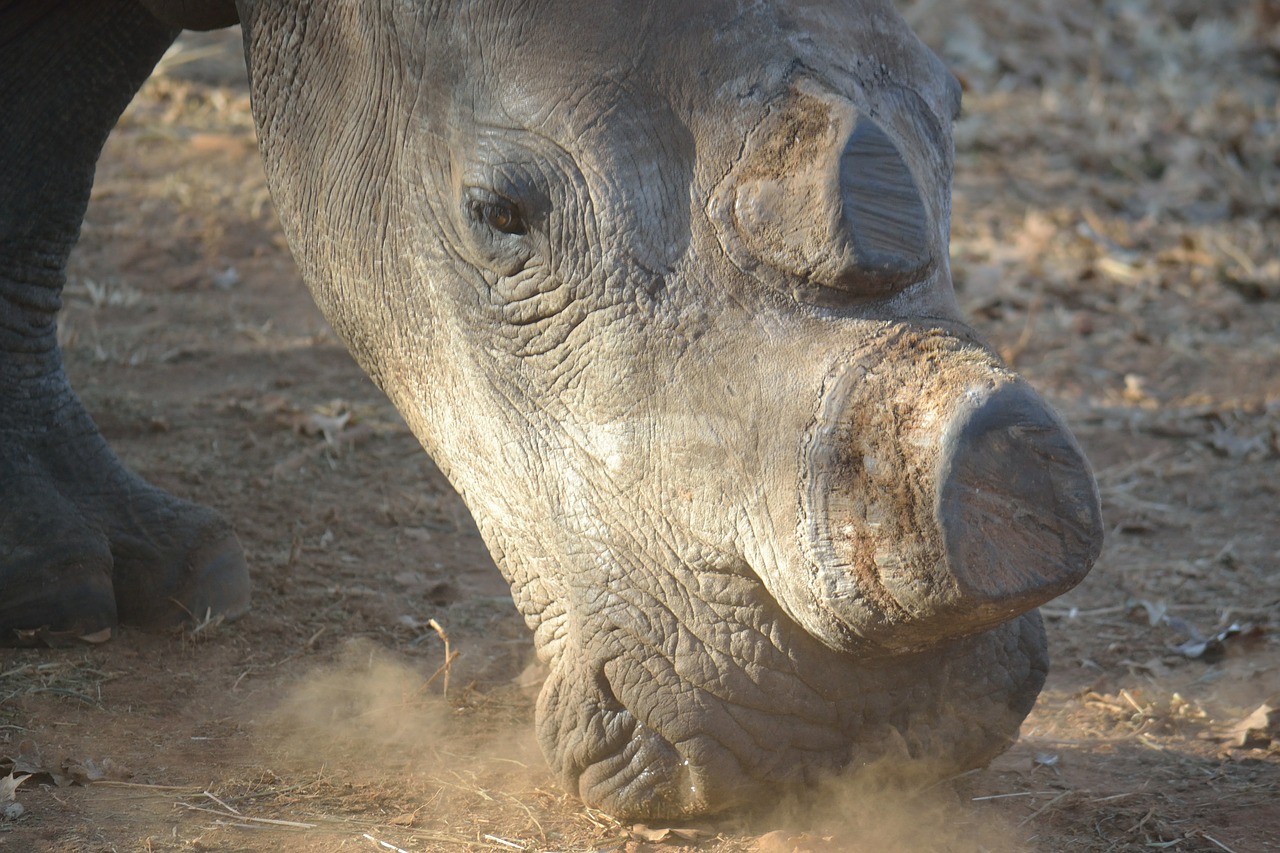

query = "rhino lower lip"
[{"left": 554, "top": 601, "right": 1052, "bottom": 820}]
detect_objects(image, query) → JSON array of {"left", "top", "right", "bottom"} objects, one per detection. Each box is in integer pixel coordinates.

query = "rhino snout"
[{"left": 799, "top": 329, "right": 1102, "bottom": 652}]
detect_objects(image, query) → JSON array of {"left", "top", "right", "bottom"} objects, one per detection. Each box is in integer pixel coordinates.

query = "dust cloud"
[
  {"left": 261, "top": 638, "right": 546, "bottom": 795},
  {"left": 743, "top": 759, "right": 1027, "bottom": 853},
  {"left": 262, "top": 641, "right": 1026, "bottom": 850}
]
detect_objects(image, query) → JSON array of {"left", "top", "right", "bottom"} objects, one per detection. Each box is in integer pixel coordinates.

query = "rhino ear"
[{"left": 139, "top": 0, "right": 238, "bottom": 30}]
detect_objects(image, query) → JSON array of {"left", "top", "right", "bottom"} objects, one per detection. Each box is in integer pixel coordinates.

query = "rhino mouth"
[{"left": 537, "top": 586, "right": 1051, "bottom": 820}]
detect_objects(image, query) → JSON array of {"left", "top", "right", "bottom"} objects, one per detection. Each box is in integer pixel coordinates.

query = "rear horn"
[{"left": 712, "top": 81, "right": 934, "bottom": 302}]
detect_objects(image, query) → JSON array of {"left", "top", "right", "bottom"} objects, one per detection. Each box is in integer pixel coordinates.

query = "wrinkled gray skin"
[{"left": 0, "top": 0, "right": 1102, "bottom": 820}]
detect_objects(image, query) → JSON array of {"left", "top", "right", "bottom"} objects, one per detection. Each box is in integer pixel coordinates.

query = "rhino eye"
[
  {"left": 459, "top": 186, "right": 536, "bottom": 276},
  {"left": 467, "top": 195, "right": 527, "bottom": 236}
]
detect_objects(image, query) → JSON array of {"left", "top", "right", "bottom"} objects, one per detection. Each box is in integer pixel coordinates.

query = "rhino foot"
[
  {"left": 0, "top": 0, "right": 243, "bottom": 645},
  {"left": 0, "top": 409, "right": 250, "bottom": 646}
]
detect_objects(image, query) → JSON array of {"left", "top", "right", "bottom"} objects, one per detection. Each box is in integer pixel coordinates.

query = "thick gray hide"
[{"left": 238, "top": 0, "right": 1102, "bottom": 819}]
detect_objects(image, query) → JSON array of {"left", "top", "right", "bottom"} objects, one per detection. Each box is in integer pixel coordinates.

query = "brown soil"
[{"left": 2, "top": 3, "right": 1278, "bottom": 851}]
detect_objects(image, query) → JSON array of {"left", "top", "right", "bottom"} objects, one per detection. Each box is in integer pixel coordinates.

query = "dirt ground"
[{"left": 2, "top": 2, "right": 1278, "bottom": 851}]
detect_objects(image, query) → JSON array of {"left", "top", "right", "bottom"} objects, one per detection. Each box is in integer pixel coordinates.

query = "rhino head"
[{"left": 239, "top": 0, "right": 1102, "bottom": 818}]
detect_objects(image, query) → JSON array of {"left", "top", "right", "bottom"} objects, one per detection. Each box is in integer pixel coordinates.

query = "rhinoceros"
[{"left": 0, "top": 0, "right": 1101, "bottom": 819}]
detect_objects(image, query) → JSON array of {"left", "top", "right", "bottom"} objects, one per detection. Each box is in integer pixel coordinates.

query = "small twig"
[
  {"left": 169, "top": 598, "right": 221, "bottom": 639},
  {"left": 580, "top": 807, "right": 618, "bottom": 830},
  {"left": 920, "top": 766, "right": 984, "bottom": 793},
  {"left": 1001, "top": 294, "right": 1043, "bottom": 367},
  {"left": 93, "top": 781, "right": 200, "bottom": 792},
  {"left": 483, "top": 835, "right": 526, "bottom": 850},
  {"left": 212, "top": 820, "right": 286, "bottom": 831},
  {"left": 305, "top": 625, "right": 327, "bottom": 650},
  {"left": 178, "top": 802, "right": 316, "bottom": 828},
  {"left": 1125, "top": 806, "right": 1157, "bottom": 834},
  {"left": 422, "top": 650, "right": 460, "bottom": 698},
  {"left": 202, "top": 790, "right": 241, "bottom": 815},
  {"left": 1137, "top": 733, "right": 1170, "bottom": 752},
  {"left": 972, "top": 791, "right": 1056, "bottom": 801},
  {"left": 1020, "top": 736, "right": 1146, "bottom": 746},
  {"left": 425, "top": 619, "right": 455, "bottom": 698},
  {"left": 363, "top": 833, "right": 416, "bottom": 853},
  {"left": 1085, "top": 792, "right": 1140, "bottom": 804},
  {"left": 1197, "top": 832, "right": 1240, "bottom": 853},
  {"left": 1119, "top": 689, "right": 1146, "bottom": 715},
  {"left": 1018, "top": 790, "right": 1074, "bottom": 827},
  {"left": 504, "top": 791, "right": 546, "bottom": 840},
  {"left": 188, "top": 608, "right": 225, "bottom": 638}
]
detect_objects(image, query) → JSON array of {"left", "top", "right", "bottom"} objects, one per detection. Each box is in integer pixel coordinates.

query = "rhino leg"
[{"left": 0, "top": 0, "right": 250, "bottom": 644}]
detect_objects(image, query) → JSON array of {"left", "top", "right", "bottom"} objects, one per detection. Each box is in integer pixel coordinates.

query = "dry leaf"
[
  {"left": 1225, "top": 703, "right": 1279, "bottom": 749},
  {"left": 60, "top": 757, "right": 129, "bottom": 785},
  {"left": 0, "top": 773, "right": 30, "bottom": 802},
  {"left": 1169, "top": 621, "right": 1245, "bottom": 661},
  {"left": 755, "top": 830, "right": 839, "bottom": 853},
  {"left": 296, "top": 410, "right": 351, "bottom": 444},
  {"left": 630, "top": 824, "right": 708, "bottom": 844},
  {"left": 0, "top": 746, "right": 66, "bottom": 789},
  {"left": 756, "top": 830, "right": 797, "bottom": 853}
]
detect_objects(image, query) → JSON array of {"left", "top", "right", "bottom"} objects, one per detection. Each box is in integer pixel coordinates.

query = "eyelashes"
[{"left": 466, "top": 194, "right": 528, "bottom": 236}]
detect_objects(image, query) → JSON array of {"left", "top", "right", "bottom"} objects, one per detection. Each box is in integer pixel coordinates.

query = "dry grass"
[{"left": 0, "top": 656, "right": 116, "bottom": 709}]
